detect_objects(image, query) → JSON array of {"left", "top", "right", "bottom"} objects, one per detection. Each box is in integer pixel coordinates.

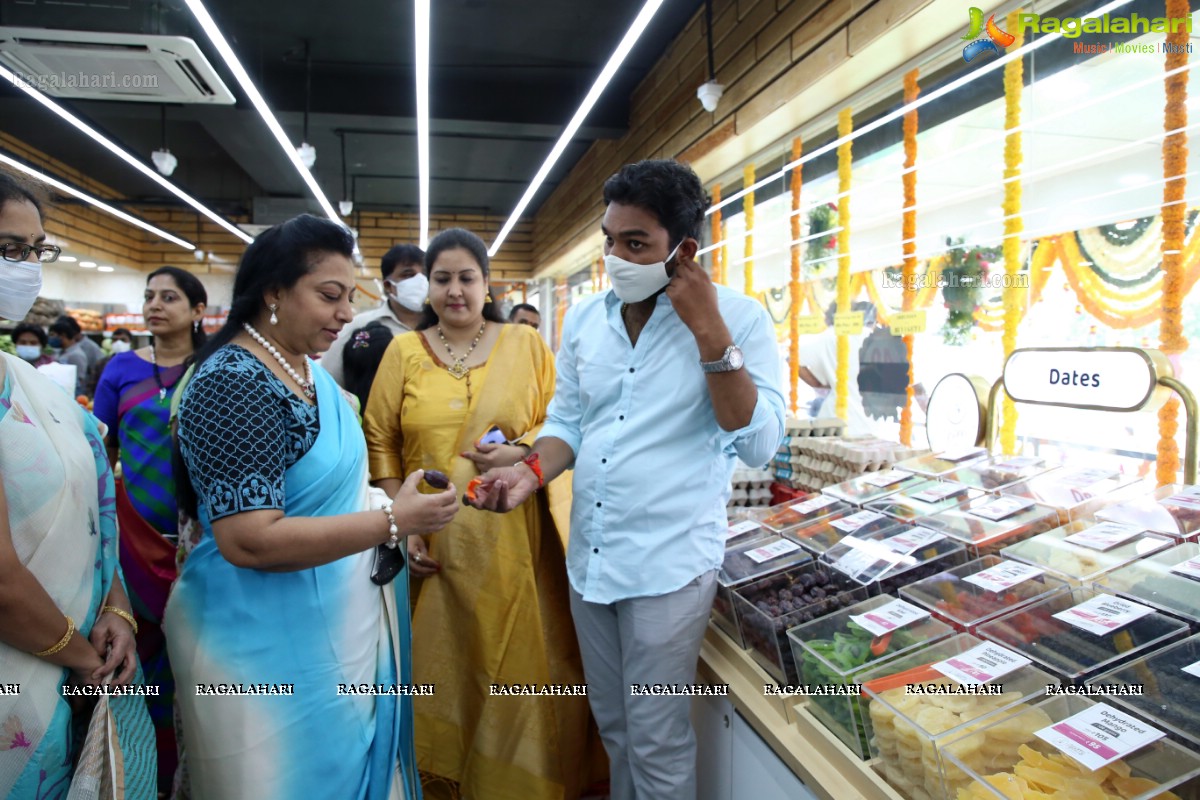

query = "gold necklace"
[{"left": 436, "top": 322, "right": 487, "bottom": 380}]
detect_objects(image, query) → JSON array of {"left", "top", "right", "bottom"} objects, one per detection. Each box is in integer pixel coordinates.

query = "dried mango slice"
[{"left": 1109, "top": 775, "right": 1181, "bottom": 800}]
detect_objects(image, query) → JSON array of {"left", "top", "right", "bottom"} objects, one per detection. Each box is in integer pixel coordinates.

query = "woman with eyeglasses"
[{"left": 0, "top": 170, "right": 156, "bottom": 798}]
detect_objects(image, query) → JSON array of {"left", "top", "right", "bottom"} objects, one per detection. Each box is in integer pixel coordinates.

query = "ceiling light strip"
[
  {"left": 415, "top": 0, "right": 431, "bottom": 248},
  {"left": 0, "top": 64, "right": 250, "bottom": 244},
  {"left": 488, "top": 0, "right": 667, "bottom": 257},
  {"left": 183, "top": 0, "right": 342, "bottom": 224},
  {"left": 0, "top": 151, "right": 196, "bottom": 250}
]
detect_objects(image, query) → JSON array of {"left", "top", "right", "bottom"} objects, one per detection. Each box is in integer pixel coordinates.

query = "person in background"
[
  {"left": 467, "top": 159, "right": 785, "bottom": 800},
  {"left": 93, "top": 265, "right": 207, "bottom": 796},
  {"left": 110, "top": 326, "right": 134, "bottom": 353},
  {"left": 799, "top": 300, "right": 878, "bottom": 435},
  {"left": 508, "top": 302, "right": 541, "bottom": 330},
  {"left": 365, "top": 227, "right": 594, "bottom": 800},
  {"left": 322, "top": 243, "right": 426, "bottom": 386},
  {"left": 0, "top": 169, "right": 156, "bottom": 799},
  {"left": 49, "top": 314, "right": 95, "bottom": 395},
  {"left": 12, "top": 321, "right": 54, "bottom": 366},
  {"left": 341, "top": 320, "right": 394, "bottom": 416}
]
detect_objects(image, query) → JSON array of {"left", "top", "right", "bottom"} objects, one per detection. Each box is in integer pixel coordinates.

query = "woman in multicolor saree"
[
  {"left": 94, "top": 265, "right": 207, "bottom": 794},
  {"left": 364, "top": 228, "right": 595, "bottom": 800},
  {"left": 0, "top": 171, "right": 155, "bottom": 799},
  {"left": 166, "top": 214, "right": 458, "bottom": 800}
]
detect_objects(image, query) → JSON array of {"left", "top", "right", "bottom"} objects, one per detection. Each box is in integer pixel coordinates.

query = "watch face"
[{"left": 728, "top": 346, "right": 744, "bottom": 370}]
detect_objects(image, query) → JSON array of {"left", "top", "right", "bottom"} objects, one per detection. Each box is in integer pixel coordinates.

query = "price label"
[
  {"left": 833, "top": 311, "right": 865, "bottom": 336},
  {"left": 939, "top": 447, "right": 988, "bottom": 463},
  {"left": 834, "top": 541, "right": 885, "bottom": 579},
  {"left": 910, "top": 482, "right": 969, "bottom": 504},
  {"left": 1169, "top": 556, "right": 1200, "bottom": 580},
  {"left": 883, "top": 526, "right": 946, "bottom": 555},
  {"left": 1057, "top": 467, "right": 1119, "bottom": 489},
  {"left": 1162, "top": 491, "right": 1200, "bottom": 512},
  {"left": 863, "top": 469, "right": 911, "bottom": 488},
  {"left": 796, "top": 315, "right": 824, "bottom": 334},
  {"left": 830, "top": 511, "right": 886, "bottom": 534},
  {"left": 791, "top": 495, "right": 838, "bottom": 515},
  {"left": 1053, "top": 593, "right": 1155, "bottom": 636},
  {"left": 745, "top": 538, "right": 802, "bottom": 564},
  {"left": 963, "top": 560, "right": 1046, "bottom": 592},
  {"left": 990, "top": 456, "right": 1045, "bottom": 470},
  {"left": 1034, "top": 703, "right": 1165, "bottom": 772},
  {"left": 932, "top": 642, "right": 1032, "bottom": 685},
  {"left": 727, "top": 520, "right": 761, "bottom": 540},
  {"left": 969, "top": 496, "right": 1036, "bottom": 521},
  {"left": 1183, "top": 659, "right": 1200, "bottom": 679},
  {"left": 888, "top": 310, "right": 927, "bottom": 336},
  {"left": 1064, "top": 521, "right": 1145, "bottom": 551},
  {"left": 850, "top": 598, "right": 930, "bottom": 637}
]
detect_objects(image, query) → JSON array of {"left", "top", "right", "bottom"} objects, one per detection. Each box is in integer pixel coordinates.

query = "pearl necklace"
[
  {"left": 242, "top": 322, "right": 315, "bottom": 400},
  {"left": 436, "top": 322, "right": 487, "bottom": 380}
]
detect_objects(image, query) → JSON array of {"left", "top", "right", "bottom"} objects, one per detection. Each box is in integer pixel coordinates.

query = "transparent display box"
[
  {"left": 787, "top": 595, "right": 954, "bottom": 759},
  {"left": 917, "top": 497, "right": 1062, "bottom": 559},
  {"left": 1095, "top": 542, "right": 1200, "bottom": 629},
  {"left": 784, "top": 508, "right": 905, "bottom": 558},
  {"left": 899, "top": 555, "right": 1071, "bottom": 634},
  {"left": 749, "top": 495, "right": 853, "bottom": 536},
  {"left": 712, "top": 534, "right": 812, "bottom": 646},
  {"left": 999, "top": 466, "right": 1151, "bottom": 525},
  {"left": 860, "top": 633, "right": 1057, "bottom": 800},
  {"left": 894, "top": 447, "right": 991, "bottom": 479},
  {"left": 999, "top": 521, "right": 1174, "bottom": 586},
  {"left": 722, "top": 510, "right": 773, "bottom": 550},
  {"left": 1096, "top": 483, "right": 1200, "bottom": 542},
  {"left": 940, "top": 455, "right": 1059, "bottom": 493},
  {"left": 976, "top": 588, "right": 1191, "bottom": 686},
  {"left": 940, "top": 695, "right": 1200, "bottom": 800},
  {"left": 821, "top": 523, "right": 969, "bottom": 597},
  {"left": 821, "top": 469, "right": 928, "bottom": 507},
  {"left": 731, "top": 561, "right": 870, "bottom": 685},
  {"left": 865, "top": 480, "right": 983, "bottom": 523},
  {"left": 1086, "top": 632, "right": 1200, "bottom": 749}
]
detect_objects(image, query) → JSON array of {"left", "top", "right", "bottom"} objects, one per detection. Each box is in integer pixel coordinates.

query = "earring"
[
  {"left": 269, "top": 304, "right": 278, "bottom": 326},
  {"left": 486, "top": 293, "right": 493, "bottom": 303},
  {"left": 424, "top": 299, "right": 431, "bottom": 306},
  {"left": 194, "top": 320, "right": 201, "bottom": 332}
]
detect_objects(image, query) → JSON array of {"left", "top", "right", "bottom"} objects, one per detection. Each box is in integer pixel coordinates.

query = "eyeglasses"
[{"left": 1, "top": 243, "right": 62, "bottom": 263}]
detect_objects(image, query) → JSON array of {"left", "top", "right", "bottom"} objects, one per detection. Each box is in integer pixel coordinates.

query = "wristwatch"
[{"left": 700, "top": 344, "right": 744, "bottom": 373}]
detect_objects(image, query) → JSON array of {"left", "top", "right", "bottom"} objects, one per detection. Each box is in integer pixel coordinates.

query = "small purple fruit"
[{"left": 424, "top": 470, "right": 450, "bottom": 490}]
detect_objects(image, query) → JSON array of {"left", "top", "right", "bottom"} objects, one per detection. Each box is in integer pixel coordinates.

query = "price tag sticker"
[
  {"left": 1182, "top": 659, "right": 1200, "bottom": 679},
  {"left": 1162, "top": 492, "right": 1200, "bottom": 512},
  {"left": 834, "top": 541, "right": 885, "bottom": 579},
  {"left": 791, "top": 495, "right": 838, "bottom": 515},
  {"left": 745, "top": 538, "right": 802, "bottom": 564},
  {"left": 1057, "top": 467, "right": 1119, "bottom": 489},
  {"left": 796, "top": 315, "right": 824, "bottom": 334},
  {"left": 888, "top": 310, "right": 927, "bottom": 335},
  {"left": 969, "top": 496, "right": 1036, "bottom": 521},
  {"left": 1169, "top": 556, "right": 1200, "bottom": 581},
  {"left": 932, "top": 642, "right": 1032, "bottom": 685},
  {"left": 1053, "top": 594, "right": 1155, "bottom": 636},
  {"left": 990, "top": 456, "right": 1045, "bottom": 470},
  {"left": 963, "top": 560, "right": 1046, "bottom": 592},
  {"left": 833, "top": 311, "right": 865, "bottom": 336},
  {"left": 1034, "top": 703, "right": 1165, "bottom": 772},
  {"left": 883, "top": 526, "right": 946, "bottom": 555},
  {"left": 939, "top": 447, "right": 988, "bottom": 463},
  {"left": 726, "top": 520, "right": 761, "bottom": 540},
  {"left": 863, "top": 469, "right": 911, "bottom": 488},
  {"left": 830, "top": 511, "right": 886, "bottom": 534},
  {"left": 1064, "top": 521, "right": 1145, "bottom": 551},
  {"left": 850, "top": 598, "right": 930, "bottom": 636},
  {"left": 910, "top": 482, "right": 969, "bottom": 504}
]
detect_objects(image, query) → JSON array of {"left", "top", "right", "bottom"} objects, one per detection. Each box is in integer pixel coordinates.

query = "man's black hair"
[
  {"left": 381, "top": 244, "right": 426, "bottom": 282},
  {"left": 49, "top": 315, "right": 81, "bottom": 338},
  {"left": 602, "top": 159, "right": 708, "bottom": 249},
  {"left": 508, "top": 303, "right": 540, "bottom": 320}
]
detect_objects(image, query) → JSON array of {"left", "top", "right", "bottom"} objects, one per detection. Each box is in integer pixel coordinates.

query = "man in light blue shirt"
[{"left": 469, "top": 159, "right": 784, "bottom": 799}]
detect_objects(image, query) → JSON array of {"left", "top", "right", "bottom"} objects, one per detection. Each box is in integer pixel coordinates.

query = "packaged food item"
[
  {"left": 894, "top": 447, "right": 991, "bottom": 478},
  {"left": 749, "top": 495, "right": 853, "bottom": 535},
  {"left": 822, "top": 523, "right": 969, "bottom": 597},
  {"left": 1095, "top": 542, "right": 1200, "bottom": 628},
  {"left": 866, "top": 480, "right": 982, "bottom": 522},
  {"left": 785, "top": 508, "right": 905, "bottom": 557},
  {"left": 822, "top": 469, "right": 928, "bottom": 506},
  {"left": 918, "top": 498, "right": 1061, "bottom": 559},
  {"left": 940, "top": 456, "right": 1058, "bottom": 493},
  {"left": 731, "top": 562, "right": 869, "bottom": 684},
  {"left": 999, "top": 467, "right": 1150, "bottom": 525},
  {"left": 712, "top": 535, "right": 813, "bottom": 646},
  {"left": 789, "top": 596, "right": 954, "bottom": 758},
  {"left": 975, "top": 588, "right": 1190, "bottom": 686},
  {"left": 999, "top": 521, "right": 1174, "bottom": 586},
  {"left": 900, "top": 556, "right": 1070, "bottom": 634},
  {"left": 1095, "top": 484, "right": 1200, "bottom": 542}
]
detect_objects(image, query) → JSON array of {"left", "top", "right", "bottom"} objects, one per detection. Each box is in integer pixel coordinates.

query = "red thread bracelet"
[{"left": 521, "top": 452, "right": 544, "bottom": 488}]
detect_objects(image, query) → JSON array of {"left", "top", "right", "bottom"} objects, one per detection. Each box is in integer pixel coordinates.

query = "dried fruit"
[{"left": 423, "top": 469, "right": 450, "bottom": 490}]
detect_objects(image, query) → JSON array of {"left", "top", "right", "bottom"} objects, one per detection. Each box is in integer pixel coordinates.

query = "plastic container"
[
  {"left": 940, "top": 455, "right": 1059, "bottom": 493},
  {"left": 894, "top": 447, "right": 991, "bottom": 478},
  {"left": 1086, "top": 632, "right": 1200, "bottom": 749},
  {"left": 999, "top": 521, "right": 1174, "bottom": 586},
  {"left": 1095, "top": 483, "right": 1200, "bottom": 542},
  {"left": 712, "top": 535, "right": 813, "bottom": 646},
  {"left": 1095, "top": 542, "right": 1200, "bottom": 628},
  {"left": 731, "top": 561, "right": 870, "bottom": 685},
  {"left": 999, "top": 466, "right": 1151, "bottom": 524},
  {"left": 976, "top": 588, "right": 1191, "bottom": 686},
  {"left": 865, "top": 480, "right": 983, "bottom": 522},
  {"left": 784, "top": 508, "right": 906, "bottom": 558},
  {"left": 917, "top": 496, "right": 1062, "bottom": 559},
  {"left": 821, "top": 469, "right": 927, "bottom": 506},
  {"left": 861, "top": 633, "right": 1058, "bottom": 800},
  {"left": 940, "top": 695, "right": 1200, "bottom": 800},
  {"left": 723, "top": 511, "right": 773, "bottom": 549},
  {"left": 749, "top": 495, "right": 853, "bottom": 536},
  {"left": 788, "top": 596, "right": 954, "bottom": 759},
  {"left": 821, "top": 523, "right": 969, "bottom": 597},
  {"left": 899, "top": 555, "right": 1071, "bottom": 633}
]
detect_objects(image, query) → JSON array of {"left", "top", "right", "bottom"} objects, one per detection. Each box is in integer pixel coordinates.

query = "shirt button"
[
  {"left": 628, "top": 368, "right": 634, "bottom": 373},
  {"left": 619, "top": 415, "right": 625, "bottom": 420},
  {"left": 596, "top": 502, "right": 602, "bottom": 508},
  {"left": 601, "top": 458, "right": 607, "bottom": 464},
  {"left": 593, "top": 548, "right": 599, "bottom": 554}
]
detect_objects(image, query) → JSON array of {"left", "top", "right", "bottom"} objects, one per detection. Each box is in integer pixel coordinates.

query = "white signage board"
[{"left": 1002, "top": 348, "right": 1168, "bottom": 412}]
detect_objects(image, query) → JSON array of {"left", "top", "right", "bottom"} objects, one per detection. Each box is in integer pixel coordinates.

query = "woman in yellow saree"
[{"left": 365, "top": 228, "right": 593, "bottom": 800}]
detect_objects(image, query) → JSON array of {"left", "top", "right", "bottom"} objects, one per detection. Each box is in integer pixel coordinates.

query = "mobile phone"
[{"left": 477, "top": 425, "right": 507, "bottom": 447}]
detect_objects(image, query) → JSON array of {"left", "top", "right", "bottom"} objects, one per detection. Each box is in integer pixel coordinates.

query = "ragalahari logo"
[{"left": 962, "top": 7, "right": 1016, "bottom": 62}]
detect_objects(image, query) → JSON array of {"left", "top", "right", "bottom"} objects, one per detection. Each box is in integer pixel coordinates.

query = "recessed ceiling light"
[
  {"left": 58, "top": 255, "right": 77, "bottom": 262},
  {"left": 80, "top": 261, "right": 96, "bottom": 268},
  {"left": 96, "top": 266, "right": 114, "bottom": 272},
  {"left": 1118, "top": 173, "right": 1150, "bottom": 187}
]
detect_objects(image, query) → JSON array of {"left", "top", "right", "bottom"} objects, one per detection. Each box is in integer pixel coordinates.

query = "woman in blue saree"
[{"left": 166, "top": 214, "right": 457, "bottom": 800}]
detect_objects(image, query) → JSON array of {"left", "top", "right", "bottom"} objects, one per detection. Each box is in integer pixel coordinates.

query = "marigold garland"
[
  {"left": 711, "top": 184, "right": 723, "bottom": 285},
  {"left": 789, "top": 138, "right": 803, "bottom": 415},
  {"left": 900, "top": 68, "right": 920, "bottom": 446},
  {"left": 744, "top": 164, "right": 755, "bottom": 296},
  {"left": 1000, "top": 10, "right": 1025, "bottom": 455},
  {"left": 1159, "top": 0, "right": 1190, "bottom": 485},
  {"left": 835, "top": 108, "right": 853, "bottom": 423}
]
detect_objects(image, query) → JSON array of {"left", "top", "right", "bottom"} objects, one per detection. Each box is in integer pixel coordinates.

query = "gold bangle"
[
  {"left": 102, "top": 605, "right": 138, "bottom": 635},
  {"left": 34, "top": 615, "right": 75, "bottom": 658}
]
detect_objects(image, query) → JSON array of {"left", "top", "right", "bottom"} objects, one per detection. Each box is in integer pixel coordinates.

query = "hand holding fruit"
[{"left": 390, "top": 469, "right": 458, "bottom": 538}]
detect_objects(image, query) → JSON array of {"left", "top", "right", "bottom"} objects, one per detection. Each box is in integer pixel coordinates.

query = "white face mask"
[
  {"left": 15, "top": 344, "right": 42, "bottom": 361},
  {"left": 387, "top": 273, "right": 429, "bottom": 312},
  {"left": 605, "top": 243, "right": 681, "bottom": 304},
  {"left": 110, "top": 340, "right": 132, "bottom": 354},
  {"left": 0, "top": 259, "right": 43, "bottom": 321}
]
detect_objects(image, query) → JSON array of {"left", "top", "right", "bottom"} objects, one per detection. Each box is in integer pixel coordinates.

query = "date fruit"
[{"left": 423, "top": 469, "right": 450, "bottom": 490}]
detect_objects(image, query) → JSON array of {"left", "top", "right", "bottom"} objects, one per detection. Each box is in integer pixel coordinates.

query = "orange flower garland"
[
  {"left": 835, "top": 108, "right": 854, "bottom": 422},
  {"left": 711, "top": 184, "right": 723, "bottom": 285},
  {"left": 744, "top": 164, "right": 755, "bottom": 296},
  {"left": 900, "top": 68, "right": 920, "bottom": 446},
  {"left": 1158, "top": 0, "right": 1190, "bottom": 485},
  {"left": 1000, "top": 10, "right": 1024, "bottom": 455},
  {"left": 789, "top": 138, "right": 803, "bottom": 415}
]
